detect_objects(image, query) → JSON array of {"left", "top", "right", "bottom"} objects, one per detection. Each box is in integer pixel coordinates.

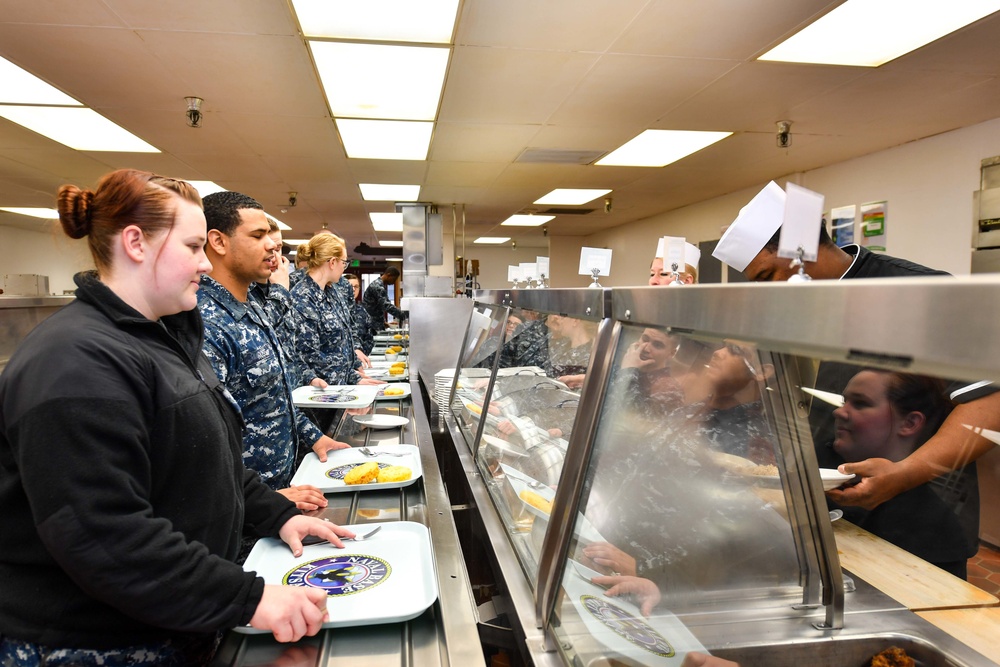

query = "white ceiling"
[{"left": 1, "top": 0, "right": 999, "bottom": 254}]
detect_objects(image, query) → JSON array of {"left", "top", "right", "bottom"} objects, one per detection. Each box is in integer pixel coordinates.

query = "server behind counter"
[{"left": 0, "top": 169, "right": 354, "bottom": 666}]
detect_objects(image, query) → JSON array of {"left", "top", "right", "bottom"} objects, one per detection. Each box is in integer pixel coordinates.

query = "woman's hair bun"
[{"left": 57, "top": 185, "right": 95, "bottom": 239}]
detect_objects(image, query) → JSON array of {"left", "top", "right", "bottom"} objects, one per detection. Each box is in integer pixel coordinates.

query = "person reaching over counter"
[
  {"left": 198, "top": 191, "right": 349, "bottom": 523},
  {"left": 712, "top": 185, "right": 993, "bottom": 529},
  {"left": 363, "top": 265, "right": 407, "bottom": 332},
  {"left": 0, "top": 169, "right": 354, "bottom": 665}
]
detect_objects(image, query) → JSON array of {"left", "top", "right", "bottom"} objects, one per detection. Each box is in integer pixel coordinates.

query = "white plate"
[
  {"left": 353, "top": 414, "right": 409, "bottom": 429},
  {"left": 821, "top": 468, "right": 856, "bottom": 490},
  {"left": 561, "top": 573, "right": 708, "bottom": 666},
  {"left": 292, "top": 385, "right": 379, "bottom": 409},
  {"left": 500, "top": 464, "right": 605, "bottom": 544},
  {"left": 236, "top": 522, "right": 437, "bottom": 632},
  {"left": 291, "top": 447, "right": 422, "bottom": 492},
  {"left": 375, "top": 384, "right": 412, "bottom": 401}
]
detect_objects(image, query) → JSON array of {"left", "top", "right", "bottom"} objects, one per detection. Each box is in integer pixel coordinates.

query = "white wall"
[
  {"left": 1, "top": 223, "right": 93, "bottom": 295},
  {"left": 549, "top": 116, "right": 1000, "bottom": 286}
]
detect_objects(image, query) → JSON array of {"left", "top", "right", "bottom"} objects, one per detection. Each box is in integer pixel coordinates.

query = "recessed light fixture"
[
  {"left": 0, "top": 207, "right": 59, "bottom": 219},
  {"left": 379, "top": 240, "right": 405, "bottom": 247},
  {"left": 360, "top": 183, "right": 421, "bottom": 201},
  {"left": 386, "top": 257, "right": 404, "bottom": 262},
  {"left": 0, "top": 56, "right": 80, "bottom": 105},
  {"left": 758, "top": 0, "right": 1000, "bottom": 67},
  {"left": 0, "top": 106, "right": 159, "bottom": 152},
  {"left": 534, "top": 188, "right": 612, "bottom": 205},
  {"left": 595, "top": 129, "right": 731, "bottom": 168},
  {"left": 474, "top": 237, "right": 511, "bottom": 244},
  {"left": 500, "top": 214, "right": 555, "bottom": 227},
  {"left": 291, "top": 0, "right": 459, "bottom": 43},
  {"left": 311, "top": 42, "right": 449, "bottom": 121},
  {"left": 337, "top": 119, "right": 433, "bottom": 160},
  {"left": 370, "top": 212, "right": 404, "bottom": 232}
]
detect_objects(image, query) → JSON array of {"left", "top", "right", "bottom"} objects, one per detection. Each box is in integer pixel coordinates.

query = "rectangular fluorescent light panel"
[
  {"left": 360, "top": 183, "right": 421, "bottom": 201},
  {"left": 534, "top": 188, "right": 611, "bottom": 205},
  {"left": 0, "top": 57, "right": 81, "bottom": 105},
  {"left": 500, "top": 214, "right": 555, "bottom": 227},
  {"left": 379, "top": 240, "right": 404, "bottom": 247},
  {"left": 759, "top": 0, "right": 1000, "bottom": 67},
  {"left": 337, "top": 119, "right": 433, "bottom": 160},
  {"left": 0, "top": 106, "right": 159, "bottom": 152},
  {"left": 596, "top": 129, "right": 731, "bottom": 168},
  {"left": 311, "top": 42, "right": 449, "bottom": 121},
  {"left": 188, "top": 181, "right": 227, "bottom": 198},
  {"left": 292, "top": 0, "right": 459, "bottom": 43},
  {"left": 474, "top": 237, "right": 511, "bottom": 244},
  {"left": 370, "top": 212, "right": 404, "bottom": 232},
  {"left": 0, "top": 207, "right": 59, "bottom": 219},
  {"left": 386, "top": 257, "right": 404, "bottom": 262}
]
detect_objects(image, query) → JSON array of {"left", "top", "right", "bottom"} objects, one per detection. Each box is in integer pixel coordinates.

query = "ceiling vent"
[{"left": 515, "top": 148, "right": 606, "bottom": 165}]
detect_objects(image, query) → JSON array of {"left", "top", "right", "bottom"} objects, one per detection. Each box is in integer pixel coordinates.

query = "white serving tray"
[
  {"left": 374, "top": 384, "right": 412, "bottom": 401},
  {"left": 292, "top": 446, "right": 423, "bottom": 493},
  {"left": 500, "top": 463, "right": 605, "bottom": 544},
  {"left": 561, "top": 572, "right": 707, "bottom": 666},
  {"left": 236, "top": 521, "right": 437, "bottom": 632},
  {"left": 353, "top": 414, "right": 408, "bottom": 429},
  {"left": 292, "top": 385, "right": 379, "bottom": 409}
]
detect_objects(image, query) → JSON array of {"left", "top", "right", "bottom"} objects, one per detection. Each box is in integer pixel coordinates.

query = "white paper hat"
[
  {"left": 712, "top": 181, "right": 786, "bottom": 272},
  {"left": 655, "top": 238, "right": 701, "bottom": 270}
]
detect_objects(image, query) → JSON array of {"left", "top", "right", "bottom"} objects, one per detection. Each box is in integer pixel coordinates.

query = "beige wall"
[
  {"left": 548, "top": 116, "right": 1000, "bottom": 286},
  {"left": 1, "top": 223, "right": 93, "bottom": 295}
]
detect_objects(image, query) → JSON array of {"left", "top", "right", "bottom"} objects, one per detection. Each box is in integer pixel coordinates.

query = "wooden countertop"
[
  {"left": 833, "top": 520, "right": 998, "bottom": 611},
  {"left": 917, "top": 608, "right": 1000, "bottom": 663}
]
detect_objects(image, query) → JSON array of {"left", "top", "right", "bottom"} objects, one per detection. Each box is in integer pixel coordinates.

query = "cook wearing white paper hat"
[{"left": 649, "top": 238, "right": 701, "bottom": 286}]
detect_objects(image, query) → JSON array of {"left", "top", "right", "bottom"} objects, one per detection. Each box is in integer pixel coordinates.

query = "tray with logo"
[
  {"left": 292, "top": 385, "right": 380, "bottom": 409},
  {"left": 236, "top": 521, "right": 437, "bottom": 632}
]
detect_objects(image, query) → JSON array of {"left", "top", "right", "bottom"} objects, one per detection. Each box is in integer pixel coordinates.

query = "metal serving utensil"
[{"left": 359, "top": 447, "right": 407, "bottom": 458}]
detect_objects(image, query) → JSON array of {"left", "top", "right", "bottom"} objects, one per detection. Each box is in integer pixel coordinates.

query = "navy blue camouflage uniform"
[
  {"left": 363, "top": 277, "right": 405, "bottom": 333},
  {"left": 284, "top": 275, "right": 361, "bottom": 385},
  {"left": 198, "top": 276, "right": 323, "bottom": 491},
  {"left": 249, "top": 281, "right": 319, "bottom": 386}
]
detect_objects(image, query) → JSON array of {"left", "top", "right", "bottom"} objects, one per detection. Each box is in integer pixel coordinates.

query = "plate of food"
[
  {"left": 236, "top": 521, "right": 437, "bottom": 631},
  {"left": 375, "top": 384, "right": 411, "bottom": 401},
  {"left": 353, "top": 414, "right": 409, "bottom": 429},
  {"left": 291, "top": 446, "right": 422, "bottom": 492}
]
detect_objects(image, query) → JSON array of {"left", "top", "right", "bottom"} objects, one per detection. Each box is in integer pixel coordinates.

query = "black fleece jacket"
[{"left": 0, "top": 272, "right": 298, "bottom": 648}]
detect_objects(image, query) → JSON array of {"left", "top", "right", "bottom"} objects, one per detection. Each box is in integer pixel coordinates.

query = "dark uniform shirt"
[
  {"left": 198, "top": 276, "right": 323, "bottom": 491},
  {"left": 284, "top": 275, "right": 361, "bottom": 385},
  {"left": 363, "top": 278, "right": 405, "bottom": 331}
]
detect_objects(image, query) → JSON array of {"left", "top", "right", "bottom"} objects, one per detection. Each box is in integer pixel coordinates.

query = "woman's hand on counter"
[
  {"left": 278, "top": 484, "right": 327, "bottom": 511},
  {"left": 279, "top": 515, "right": 355, "bottom": 557},
  {"left": 250, "top": 584, "right": 328, "bottom": 642},
  {"left": 355, "top": 349, "right": 372, "bottom": 368},
  {"left": 312, "top": 435, "right": 351, "bottom": 462},
  {"left": 358, "top": 377, "right": 387, "bottom": 386}
]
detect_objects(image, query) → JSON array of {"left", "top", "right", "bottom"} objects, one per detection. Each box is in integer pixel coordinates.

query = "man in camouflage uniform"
[
  {"left": 198, "top": 192, "right": 349, "bottom": 512},
  {"left": 346, "top": 274, "right": 374, "bottom": 355},
  {"left": 363, "top": 266, "right": 407, "bottom": 334}
]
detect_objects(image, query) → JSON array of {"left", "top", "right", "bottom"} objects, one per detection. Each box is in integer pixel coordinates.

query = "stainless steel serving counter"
[
  {"left": 211, "top": 379, "right": 485, "bottom": 667},
  {"left": 0, "top": 295, "right": 74, "bottom": 373}
]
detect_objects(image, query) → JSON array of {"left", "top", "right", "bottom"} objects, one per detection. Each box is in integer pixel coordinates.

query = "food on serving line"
[
  {"left": 869, "top": 647, "right": 914, "bottom": 667},
  {"left": 466, "top": 403, "right": 483, "bottom": 415},
  {"left": 389, "top": 367, "right": 405, "bottom": 376},
  {"left": 748, "top": 464, "right": 779, "bottom": 477},
  {"left": 344, "top": 462, "right": 380, "bottom": 485},
  {"left": 389, "top": 345, "right": 404, "bottom": 353},
  {"left": 377, "top": 465, "right": 412, "bottom": 483},
  {"left": 383, "top": 386, "right": 405, "bottom": 396},
  {"left": 519, "top": 489, "right": 553, "bottom": 514},
  {"left": 393, "top": 334, "right": 403, "bottom": 340}
]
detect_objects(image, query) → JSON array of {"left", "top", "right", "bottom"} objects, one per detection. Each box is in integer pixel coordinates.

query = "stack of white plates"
[{"left": 433, "top": 368, "right": 457, "bottom": 416}]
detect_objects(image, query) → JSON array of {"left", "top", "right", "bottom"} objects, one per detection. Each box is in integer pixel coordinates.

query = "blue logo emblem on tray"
[
  {"left": 580, "top": 595, "right": 674, "bottom": 657},
  {"left": 285, "top": 555, "right": 390, "bottom": 596},
  {"left": 326, "top": 462, "right": 390, "bottom": 480},
  {"left": 310, "top": 393, "right": 358, "bottom": 403}
]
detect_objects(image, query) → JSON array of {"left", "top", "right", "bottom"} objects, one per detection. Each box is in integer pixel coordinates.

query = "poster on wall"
[
  {"left": 830, "top": 204, "right": 857, "bottom": 247},
  {"left": 860, "top": 201, "right": 888, "bottom": 252}
]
